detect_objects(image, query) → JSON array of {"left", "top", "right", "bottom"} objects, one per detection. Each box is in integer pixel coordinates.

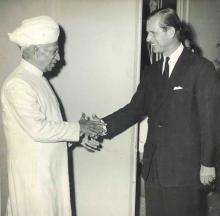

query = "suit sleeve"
[
  {"left": 3, "top": 79, "right": 80, "bottom": 143},
  {"left": 103, "top": 72, "right": 150, "bottom": 138},
  {"left": 196, "top": 61, "right": 219, "bottom": 166}
]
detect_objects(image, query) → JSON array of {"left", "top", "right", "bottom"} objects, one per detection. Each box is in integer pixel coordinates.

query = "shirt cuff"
[
  {"left": 69, "top": 122, "right": 80, "bottom": 142},
  {"left": 101, "top": 119, "right": 107, "bottom": 136}
]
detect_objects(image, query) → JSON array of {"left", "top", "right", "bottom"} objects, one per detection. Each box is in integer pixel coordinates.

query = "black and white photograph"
[{"left": 0, "top": 0, "right": 220, "bottom": 216}]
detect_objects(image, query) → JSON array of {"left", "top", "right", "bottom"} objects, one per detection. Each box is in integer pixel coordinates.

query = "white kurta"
[{"left": 1, "top": 59, "right": 80, "bottom": 216}]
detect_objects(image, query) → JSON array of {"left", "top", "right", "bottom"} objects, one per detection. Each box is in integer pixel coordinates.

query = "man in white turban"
[
  {"left": 8, "top": 16, "right": 60, "bottom": 47},
  {"left": 1, "top": 16, "right": 105, "bottom": 216}
]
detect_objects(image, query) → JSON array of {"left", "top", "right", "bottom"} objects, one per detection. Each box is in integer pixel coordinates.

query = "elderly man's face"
[{"left": 36, "top": 42, "right": 60, "bottom": 72}]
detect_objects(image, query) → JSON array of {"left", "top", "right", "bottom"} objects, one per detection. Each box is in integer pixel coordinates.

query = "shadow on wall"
[
  {"left": 181, "top": 21, "right": 202, "bottom": 56},
  {"left": 214, "top": 43, "right": 220, "bottom": 77}
]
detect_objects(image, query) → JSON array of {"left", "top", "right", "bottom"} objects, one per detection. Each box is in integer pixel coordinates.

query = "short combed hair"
[{"left": 148, "top": 8, "right": 182, "bottom": 40}]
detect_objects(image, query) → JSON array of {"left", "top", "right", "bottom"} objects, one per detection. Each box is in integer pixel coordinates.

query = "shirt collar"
[
  {"left": 164, "top": 43, "right": 184, "bottom": 63},
  {"left": 20, "top": 59, "right": 43, "bottom": 76}
]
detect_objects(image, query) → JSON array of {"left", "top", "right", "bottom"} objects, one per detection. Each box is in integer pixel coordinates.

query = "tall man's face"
[
  {"left": 146, "top": 15, "right": 173, "bottom": 56},
  {"left": 35, "top": 42, "right": 60, "bottom": 72}
]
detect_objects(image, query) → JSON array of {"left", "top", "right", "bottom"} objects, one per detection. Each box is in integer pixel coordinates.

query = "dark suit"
[{"left": 103, "top": 48, "right": 218, "bottom": 215}]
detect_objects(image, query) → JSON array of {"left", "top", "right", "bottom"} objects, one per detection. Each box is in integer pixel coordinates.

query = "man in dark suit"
[{"left": 93, "top": 8, "right": 218, "bottom": 216}]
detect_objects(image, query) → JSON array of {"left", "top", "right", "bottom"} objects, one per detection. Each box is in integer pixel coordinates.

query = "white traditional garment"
[
  {"left": 1, "top": 59, "right": 80, "bottom": 216},
  {"left": 8, "top": 16, "right": 60, "bottom": 47}
]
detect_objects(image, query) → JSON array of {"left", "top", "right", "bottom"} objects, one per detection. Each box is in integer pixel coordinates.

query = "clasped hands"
[{"left": 79, "top": 113, "right": 106, "bottom": 151}]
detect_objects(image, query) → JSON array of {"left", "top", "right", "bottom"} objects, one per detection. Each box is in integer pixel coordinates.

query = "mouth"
[
  {"left": 50, "top": 61, "right": 57, "bottom": 67},
  {"left": 47, "top": 63, "right": 55, "bottom": 71},
  {"left": 151, "top": 44, "right": 159, "bottom": 50}
]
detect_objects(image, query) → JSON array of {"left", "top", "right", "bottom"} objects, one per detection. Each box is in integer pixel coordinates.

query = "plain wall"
[
  {"left": 188, "top": 0, "right": 220, "bottom": 67},
  {"left": 0, "top": 0, "right": 142, "bottom": 215}
]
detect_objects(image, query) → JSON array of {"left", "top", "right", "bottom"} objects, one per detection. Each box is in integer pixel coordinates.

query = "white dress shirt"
[{"left": 162, "top": 43, "right": 184, "bottom": 77}]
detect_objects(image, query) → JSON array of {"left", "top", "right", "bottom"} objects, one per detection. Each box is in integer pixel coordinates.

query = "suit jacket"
[{"left": 103, "top": 48, "right": 219, "bottom": 187}]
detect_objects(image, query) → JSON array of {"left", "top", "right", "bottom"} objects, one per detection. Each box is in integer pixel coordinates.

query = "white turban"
[{"left": 8, "top": 16, "right": 60, "bottom": 47}]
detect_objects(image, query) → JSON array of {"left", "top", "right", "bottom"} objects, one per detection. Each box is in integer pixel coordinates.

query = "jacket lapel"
[
  {"left": 169, "top": 48, "right": 189, "bottom": 82},
  {"left": 153, "top": 48, "right": 190, "bottom": 116}
]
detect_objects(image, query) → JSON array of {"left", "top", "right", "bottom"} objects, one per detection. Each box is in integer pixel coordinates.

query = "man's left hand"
[
  {"left": 80, "top": 135, "right": 102, "bottom": 152},
  {"left": 200, "top": 164, "right": 216, "bottom": 185}
]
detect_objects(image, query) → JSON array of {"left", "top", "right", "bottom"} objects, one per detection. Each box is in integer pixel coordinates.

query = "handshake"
[{"left": 78, "top": 113, "right": 107, "bottom": 151}]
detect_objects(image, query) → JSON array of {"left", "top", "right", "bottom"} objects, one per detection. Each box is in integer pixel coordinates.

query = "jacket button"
[{"left": 157, "top": 124, "right": 163, "bottom": 128}]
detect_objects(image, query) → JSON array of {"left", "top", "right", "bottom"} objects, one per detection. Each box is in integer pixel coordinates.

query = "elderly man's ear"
[
  {"left": 33, "top": 46, "right": 39, "bottom": 56},
  {"left": 28, "top": 45, "right": 41, "bottom": 60},
  {"left": 21, "top": 45, "right": 35, "bottom": 60}
]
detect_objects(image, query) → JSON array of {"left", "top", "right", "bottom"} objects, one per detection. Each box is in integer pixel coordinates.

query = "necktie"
[{"left": 163, "top": 57, "right": 170, "bottom": 81}]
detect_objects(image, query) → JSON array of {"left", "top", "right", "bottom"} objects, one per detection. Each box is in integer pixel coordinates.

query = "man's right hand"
[
  {"left": 91, "top": 114, "right": 107, "bottom": 136},
  {"left": 80, "top": 135, "right": 102, "bottom": 152}
]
